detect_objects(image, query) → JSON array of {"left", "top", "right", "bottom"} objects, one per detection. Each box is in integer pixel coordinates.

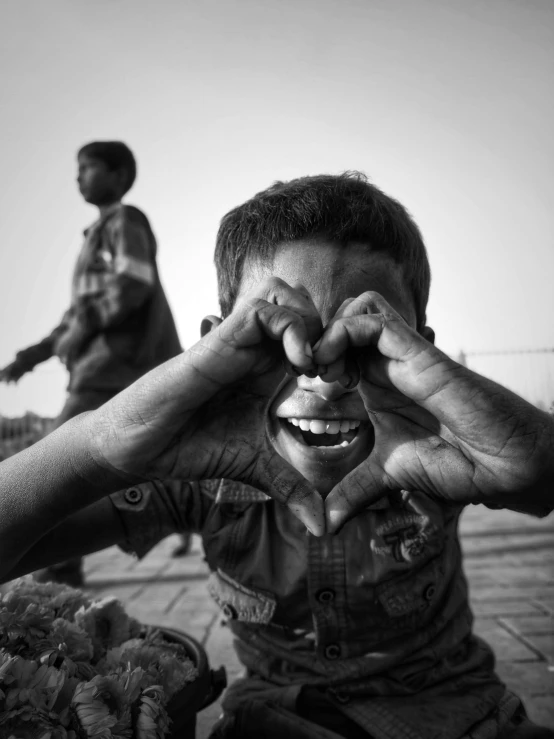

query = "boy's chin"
[{"left": 277, "top": 452, "right": 366, "bottom": 498}]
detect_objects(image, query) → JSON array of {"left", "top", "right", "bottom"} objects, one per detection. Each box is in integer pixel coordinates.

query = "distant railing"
[
  {"left": 458, "top": 348, "right": 554, "bottom": 411},
  {"left": 0, "top": 414, "right": 56, "bottom": 461},
  {"left": 0, "top": 414, "right": 55, "bottom": 441}
]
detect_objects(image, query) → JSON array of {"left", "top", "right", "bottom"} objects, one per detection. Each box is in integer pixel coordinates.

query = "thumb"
[
  {"left": 250, "top": 447, "right": 326, "bottom": 536},
  {"left": 325, "top": 456, "right": 390, "bottom": 533}
]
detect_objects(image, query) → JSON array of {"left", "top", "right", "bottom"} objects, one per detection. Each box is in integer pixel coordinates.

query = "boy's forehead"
[{"left": 239, "top": 239, "right": 417, "bottom": 326}]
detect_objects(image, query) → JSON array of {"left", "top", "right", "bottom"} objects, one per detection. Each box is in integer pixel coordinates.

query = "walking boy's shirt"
[
  {"left": 109, "top": 479, "right": 517, "bottom": 739},
  {"left": 14, "top": 202, "right": 181, "bottom": 392}
]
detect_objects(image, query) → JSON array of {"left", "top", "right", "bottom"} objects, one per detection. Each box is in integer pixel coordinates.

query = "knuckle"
[{"left": 358, "top": 290, "right": 385, "bottom": 307}]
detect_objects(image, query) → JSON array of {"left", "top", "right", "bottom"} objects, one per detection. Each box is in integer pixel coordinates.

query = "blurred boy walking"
[{"left": 0, "top": 141, "right": 182, "bottom": 584}]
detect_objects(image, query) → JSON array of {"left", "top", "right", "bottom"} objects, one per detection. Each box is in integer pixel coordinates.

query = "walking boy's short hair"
[
  {"left": 78, "top": 141, "right": 137, "bottom": 195},
  {"left": 215, "top": 172, "right": 431, "bottom": 328}
]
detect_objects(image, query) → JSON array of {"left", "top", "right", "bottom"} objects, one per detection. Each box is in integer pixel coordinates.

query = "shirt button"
[
  {"left": 222, "top": 603, "right": 238, "bottom": 620},
  {"left": 124, "top": 487, "right": 143, "bottom": 505},
  {"left": 423, "top": 583, "right": 436, "bottom": 601},
  {"left": 324, "top": 643, "right": 341, "bottom": 660},
  {"left": 316, "top": 588, "right": 335, "bottom": 604}
]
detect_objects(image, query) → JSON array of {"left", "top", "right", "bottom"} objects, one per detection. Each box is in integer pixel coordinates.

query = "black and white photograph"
[{"left": 0, "top": 1, "right": 553, "bottom": 737}]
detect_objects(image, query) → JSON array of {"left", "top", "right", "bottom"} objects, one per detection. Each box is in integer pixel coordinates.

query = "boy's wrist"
[
  {"left": 63, "top": 412, "right": 144, "bottom": 494},
  {"left": 482, "top": 409, "right": 554, "bottom": 514}
]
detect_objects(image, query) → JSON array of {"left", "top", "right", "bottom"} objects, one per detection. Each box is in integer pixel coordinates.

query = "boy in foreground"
[
  {"left": 0, "top": 140, "right": 182, "bottom": 584},
  {"left": 1, "top": 174, "right": 553, "bottom": 738}
]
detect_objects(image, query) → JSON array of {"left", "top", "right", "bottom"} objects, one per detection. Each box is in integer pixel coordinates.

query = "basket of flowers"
[{"left": 0, "top": 578, "right": 226, "bottom": 739}]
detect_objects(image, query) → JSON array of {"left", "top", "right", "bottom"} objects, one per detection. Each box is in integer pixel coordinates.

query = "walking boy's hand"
[
  {"left": 82, "top": 278, "right": 326, "bottom": 535},
  {"left": 0, "top": 361, "right": 26, "bottom": 384},
  {"left": 314, "top": 292, "right": 554, "bottom": 532}
]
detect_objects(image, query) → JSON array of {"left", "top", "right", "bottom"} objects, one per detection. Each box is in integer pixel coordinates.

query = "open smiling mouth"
[{"left": 280, "top": 418, "right": 364, "bottom": 450}]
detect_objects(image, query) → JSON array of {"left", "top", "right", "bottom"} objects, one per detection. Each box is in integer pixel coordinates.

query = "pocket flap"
[
  {"left": 207, "top": 568, "right": 276, "bottom": 624},
  {"left": 378, "top": 555, "right": 444, "bottom": 618}
]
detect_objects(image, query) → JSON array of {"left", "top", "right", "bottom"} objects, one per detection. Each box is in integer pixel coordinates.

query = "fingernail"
[
  {"left": 305, "top": 342, "right": 313, "bottom": 359},
  {"left": 327, "top": 509, "right": 344, "bottom": 533},
  {"left": 312, "top": 339, "right": 322, "bottom": 352}
]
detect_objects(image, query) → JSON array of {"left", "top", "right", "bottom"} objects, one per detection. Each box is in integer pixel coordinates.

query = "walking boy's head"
[
  {"left": 77, "top": 141, "right": 137, "bottom": 206},
  {"left": 213, "top": 172, "right": 434, "bottom": 494}
]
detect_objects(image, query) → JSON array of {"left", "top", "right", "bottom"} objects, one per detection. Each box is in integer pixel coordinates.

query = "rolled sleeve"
[
  {"left": 74, "top": 208, "right": 156, "bottom": 334},
  {"left": 109, "top": 479, "right": 209, "bottom": 558},
  {"left": 113, "top": 216, "right": 155, "bottom": 286}
]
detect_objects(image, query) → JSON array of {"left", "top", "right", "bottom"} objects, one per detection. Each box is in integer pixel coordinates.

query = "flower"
[
  {"left": 0, "top": 654, "right": 65, "bottom": 712},
  {"left": 1, "top": 579, "right": 201, "bottom": 738},
  {"left": 9, "top": 578, "right": 92, "bottom": 621},
  {"left": 0, "top": 593, "right": 55, "bottom": 654},
  {"left": 33, "top": 618, "right": 94, "bottom": 666},
  {"left": 101, "top": 634, "right": 197, "bottom": 699},
  {"left": 74, "top": 599, "right": 142, "bottom": 661},
  {"left": 0, "top": 703, "right": 77, "bottom": 739},
  {"left": 136, "top": 686, "right": 171, "bottom": 739},
  {"left": 71, "top": 675, "right": 126, "bottom": 738}
]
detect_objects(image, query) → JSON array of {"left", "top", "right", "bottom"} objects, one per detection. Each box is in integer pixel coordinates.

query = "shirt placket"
[{"left": 307, "top": 533, "right": 349, "bottom": 663}]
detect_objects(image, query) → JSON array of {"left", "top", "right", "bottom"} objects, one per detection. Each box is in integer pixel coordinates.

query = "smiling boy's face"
[{"left": 236, "top": 239, "right": 420, "bottom": 495}]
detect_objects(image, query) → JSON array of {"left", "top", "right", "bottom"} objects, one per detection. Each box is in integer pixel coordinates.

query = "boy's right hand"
[{"left": 80, "top": 278, "right": 326, "bottom": 535}]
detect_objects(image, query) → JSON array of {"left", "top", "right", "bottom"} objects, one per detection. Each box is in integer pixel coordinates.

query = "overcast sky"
[{"left": 1, "top": 0, "right": 553, "bottom": 416}]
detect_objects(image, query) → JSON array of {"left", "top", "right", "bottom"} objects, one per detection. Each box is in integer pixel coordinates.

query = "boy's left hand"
[{"left": 314, "top": 292, "right": 554, "bottom": 532}]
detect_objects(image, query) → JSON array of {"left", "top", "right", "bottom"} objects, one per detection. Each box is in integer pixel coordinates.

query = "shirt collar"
[{"left": 83, "top": 201, "right": 122, "bottom": 236}]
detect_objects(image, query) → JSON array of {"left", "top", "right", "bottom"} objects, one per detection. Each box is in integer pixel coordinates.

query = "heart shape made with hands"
[
  {"left": 188, "top": 286, "right": 487, "bottom": 537},
  {"left": 95, "top": 279, "right": 544, "bottom": 539}
]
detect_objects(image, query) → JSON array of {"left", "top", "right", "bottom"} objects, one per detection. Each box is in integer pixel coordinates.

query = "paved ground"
[{"left": 77, "top": 505, "right": 554, "bottom": 737}]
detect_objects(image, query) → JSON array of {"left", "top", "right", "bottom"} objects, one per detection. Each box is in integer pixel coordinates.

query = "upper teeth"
[{"left": 287, "top": 418, "right": 360, "bottom": 434}]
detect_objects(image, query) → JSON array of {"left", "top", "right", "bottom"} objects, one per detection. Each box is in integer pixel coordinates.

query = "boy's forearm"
[
  {"left": 14, "top": 335, "right": 55, "bottom": 370},
  {"left": 0, "top": 414, "right": 130, "bottom": 580}
]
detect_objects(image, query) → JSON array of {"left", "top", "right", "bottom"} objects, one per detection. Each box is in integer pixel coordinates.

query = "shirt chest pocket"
[
  {"left": 375, "top": 554, "right": 445, "bottom": 628},
  {"left": 207, "top": 568, "right": 277, "bottom": 625}
]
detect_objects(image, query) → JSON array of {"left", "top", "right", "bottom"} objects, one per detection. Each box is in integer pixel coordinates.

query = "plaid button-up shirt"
[
  {"left": 15, "top": 203, "right": 181, "bottom": 392},
  {"left": 110, "top": 478, "right": 526, "bottom": 739}
]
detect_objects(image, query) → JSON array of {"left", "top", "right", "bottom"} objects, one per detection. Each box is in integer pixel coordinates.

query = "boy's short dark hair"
[
  {"left": 215, "top": 172, "right": 431, "bottom": 328},
  {"left": 78, "top": 141, "right": 137, "bottom": 195}
]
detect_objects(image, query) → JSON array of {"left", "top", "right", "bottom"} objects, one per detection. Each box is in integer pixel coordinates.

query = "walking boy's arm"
[{"left": 0, "top": 311, "right": 72, "bottom": 382}]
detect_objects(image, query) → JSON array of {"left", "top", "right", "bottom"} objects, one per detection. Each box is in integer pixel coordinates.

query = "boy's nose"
[{"left": 297, "top": 374, "right": 353, "bottom": 401}]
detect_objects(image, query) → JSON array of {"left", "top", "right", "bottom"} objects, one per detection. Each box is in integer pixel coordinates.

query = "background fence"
[
  {"left": 460, "top": 348, "right": 554, "bottom": 413},
  {"left": 0, "top": 412, "right": 55, "bottom": 461}
]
